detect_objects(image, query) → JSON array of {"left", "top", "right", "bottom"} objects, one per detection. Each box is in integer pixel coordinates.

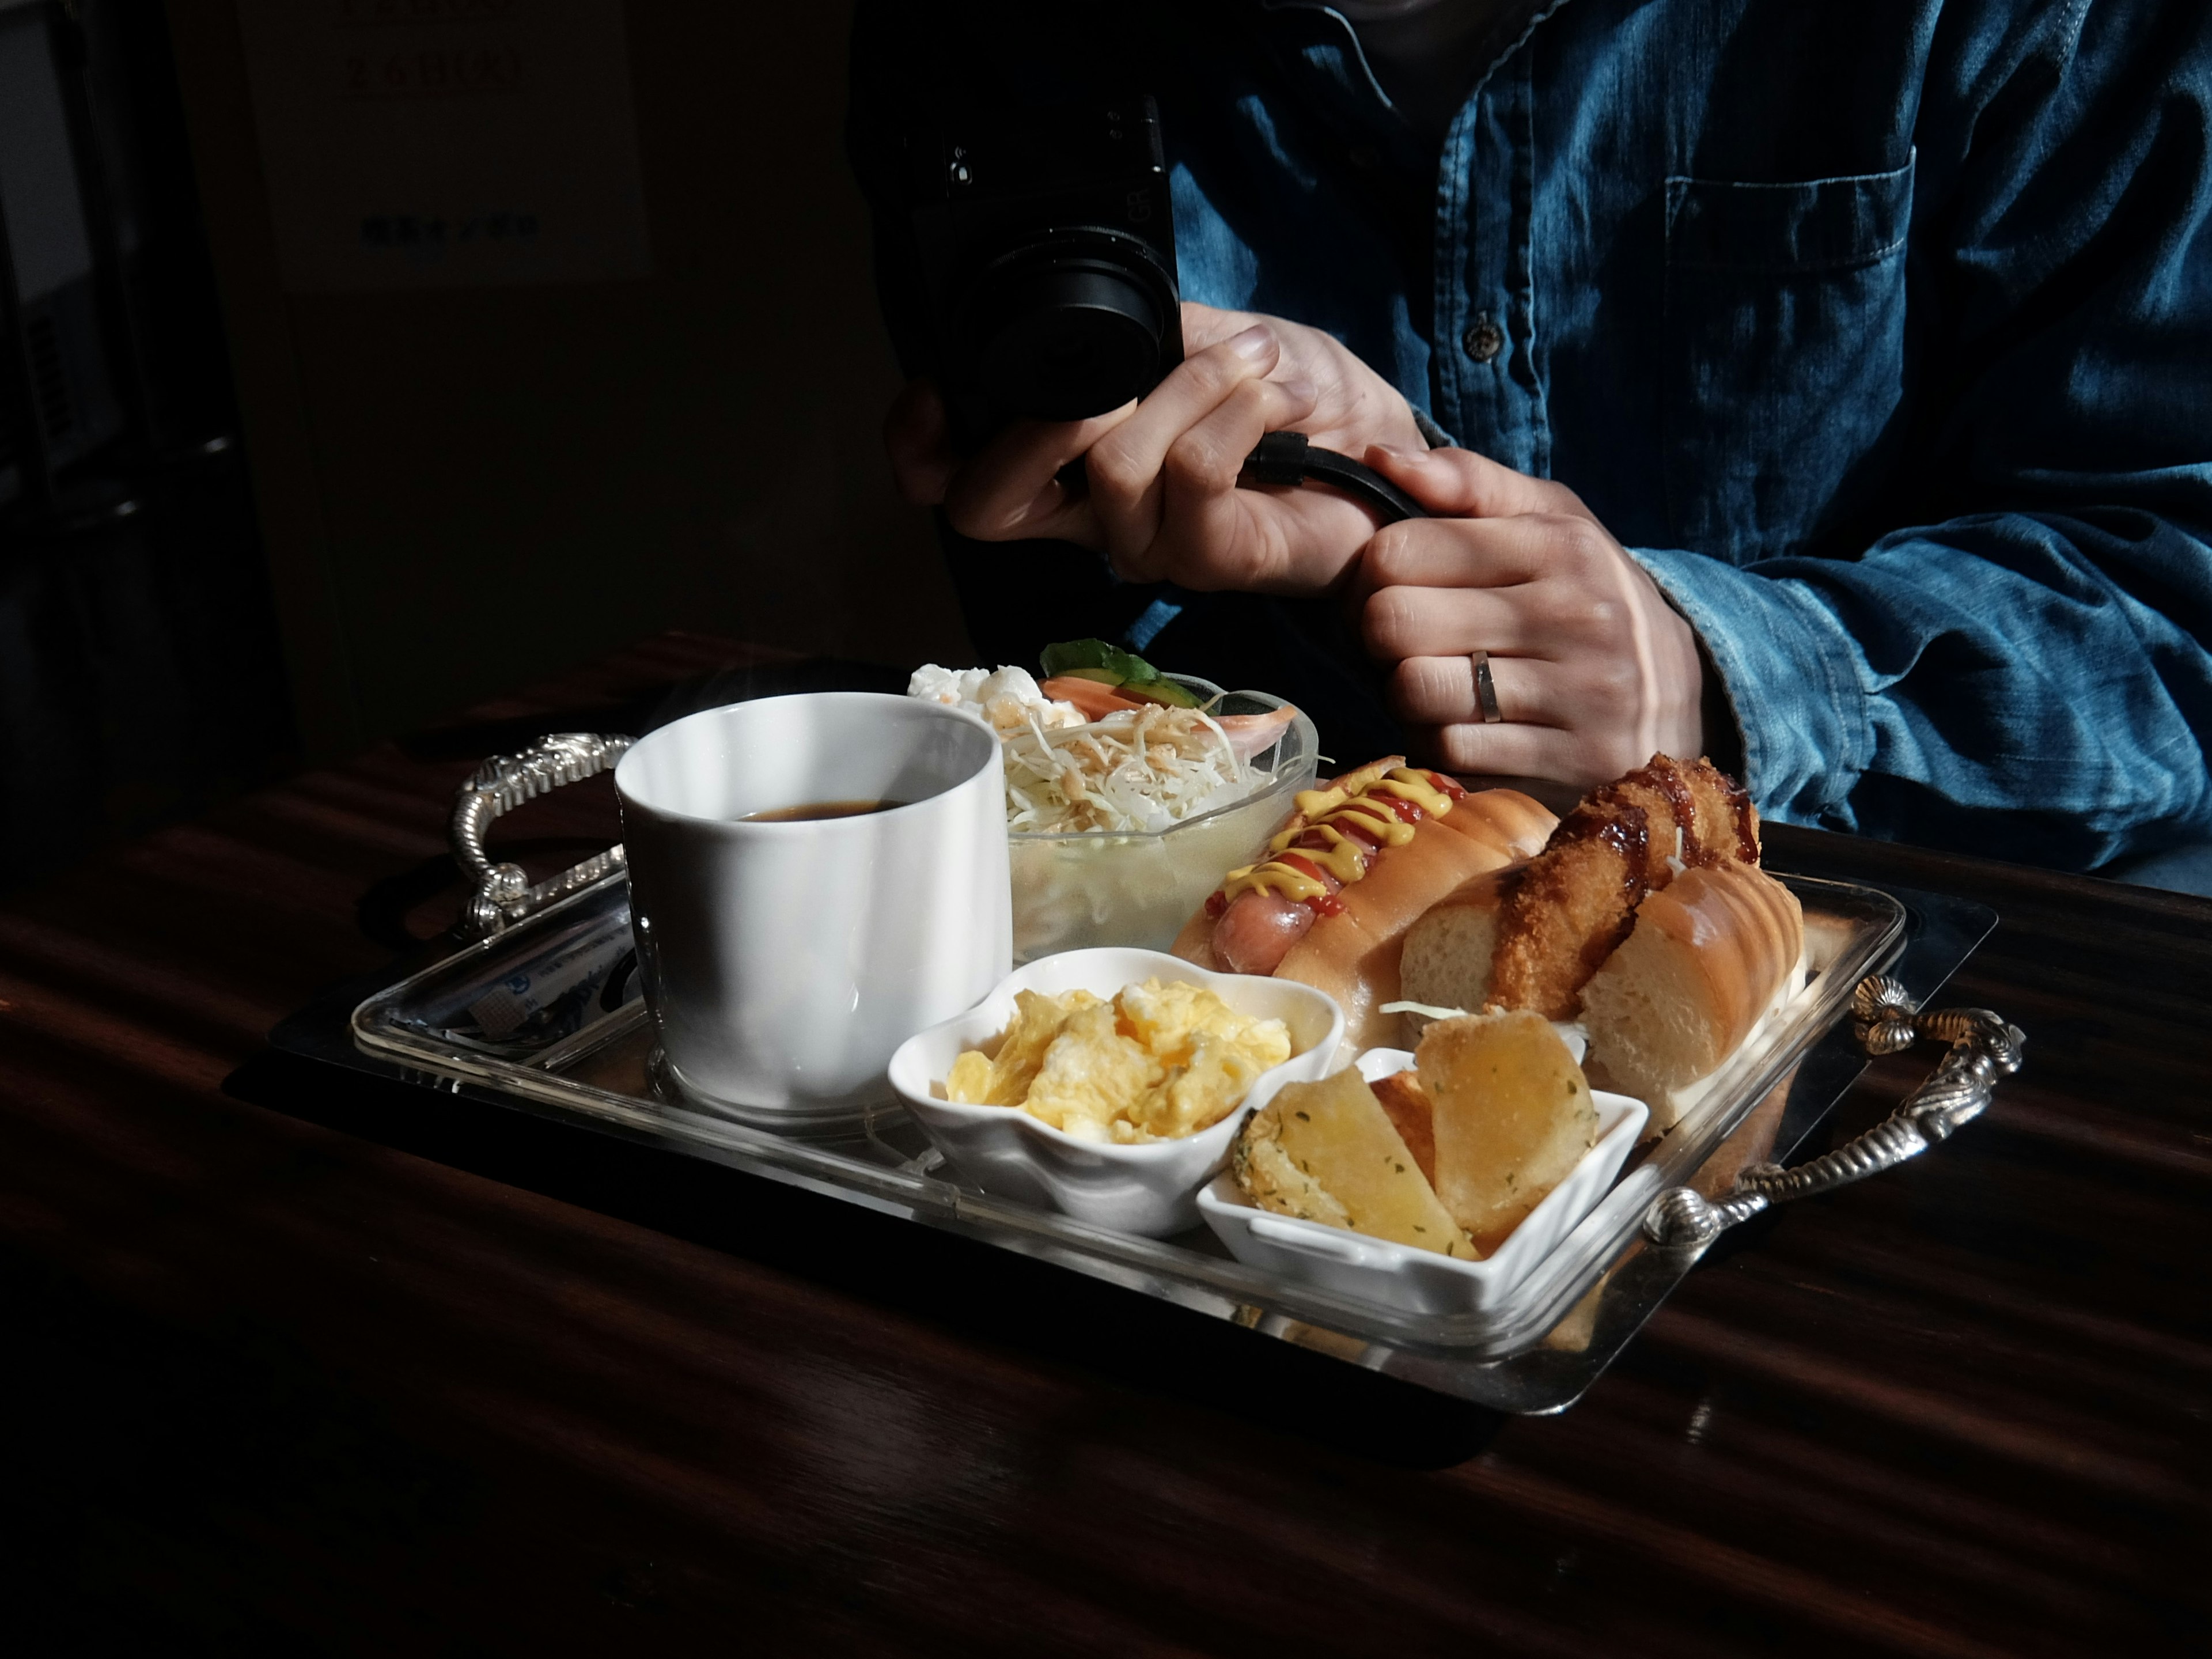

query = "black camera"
[{"left": 898, "top": 99, "right": 1184, "bottom": 449}]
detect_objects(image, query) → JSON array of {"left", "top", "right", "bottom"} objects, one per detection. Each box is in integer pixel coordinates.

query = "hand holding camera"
[
  {"left": 874, "top": 93, "right": 1698, "bottom": 777},
  {"left": 881, "top": 99, "right": 1423, "bottom": 595},
  {"left": 885, "top": 301, "right": 1427, "bottom": 595}
]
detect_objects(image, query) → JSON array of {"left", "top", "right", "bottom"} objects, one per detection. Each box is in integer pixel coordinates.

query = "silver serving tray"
[{"left": 343, "top": 863, "right": 1952, "bottom": 1413}]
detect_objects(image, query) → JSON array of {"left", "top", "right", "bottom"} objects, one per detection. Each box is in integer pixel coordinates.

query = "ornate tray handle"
[
  {"left": 1644, "top": 974, "right": 2025, "bottom": 1248},
  {"left": 450, "top": 733, "right": 635, "bottom": 939}
]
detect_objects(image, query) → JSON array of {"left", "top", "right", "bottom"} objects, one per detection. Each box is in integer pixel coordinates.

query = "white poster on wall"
[{"left": 235, "top": 0, "right": 652, "bottom": 292}]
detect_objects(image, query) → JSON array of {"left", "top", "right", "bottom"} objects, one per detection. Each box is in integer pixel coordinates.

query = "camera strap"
[{"left": 1238, "top": 431, "right": 1427, "bottom": 524}]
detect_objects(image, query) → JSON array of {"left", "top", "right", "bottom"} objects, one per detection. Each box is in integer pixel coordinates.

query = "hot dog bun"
[
  {"left": 1578, "top": 859, "right": 1805, "bottom": 1130},
  {"left": 1169, "top": 906, "right": 1221, "bottom": 968},
  {"left": 1431, "top": 788, "right": 1556, "bottom": 861},
  {"left": 1171, "top": 777, "right": 1559, "bottom": 1051},
  {"left": 1269, "top": 818, "right": 1513, "bottom": 1048}
]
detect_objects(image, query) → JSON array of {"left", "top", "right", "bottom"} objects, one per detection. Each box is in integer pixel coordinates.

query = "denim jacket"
[{"left": 850, "top": 1, "right": 2212, "bottom": 873}]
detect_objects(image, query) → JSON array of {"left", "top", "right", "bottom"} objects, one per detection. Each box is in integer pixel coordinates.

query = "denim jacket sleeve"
[{"left": 1634, "top": 2, "right": 2212, "bottom": 871}]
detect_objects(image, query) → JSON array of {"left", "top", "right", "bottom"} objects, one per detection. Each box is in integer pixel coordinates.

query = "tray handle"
[
  {"left": 1643, "top": 974, "right": 2024, "bottom": 1248},
  {"left": 451, "top": 733, "right": 635, "bottom": 939}
]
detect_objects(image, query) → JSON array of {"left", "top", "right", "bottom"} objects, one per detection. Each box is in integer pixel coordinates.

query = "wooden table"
[{"left": 2, "top": 634, "right": 2205, "bottom": 1657}]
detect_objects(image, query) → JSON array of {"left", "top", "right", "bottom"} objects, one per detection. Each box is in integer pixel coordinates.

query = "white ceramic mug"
[{"left": 615, "top": 692, "right": 1010, "bottom": 1126}]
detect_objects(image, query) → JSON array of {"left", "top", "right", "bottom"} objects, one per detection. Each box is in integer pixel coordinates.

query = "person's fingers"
[
  {"left": 1105, "top": 376, "right": 1320, "bottom": 583},
  {"left": 940, "top": 404, "right": 1135, "bottom": 545},
  {"left": 1363, "top": 443, "right": 1586, "bottom": 520},
  {"left": 1084, "top": 324, "right": 1282, "bottom": 536},
  {"left": 1179, "top": 300, "right": 1265, "bottom": 351},
  {"left": 884, "top": 380, "right": 956, "bottom": 505},
  {"left": 1359, "top": 514, "right": 1561, "bottom": 596},
  {"left": 1366, "top": 585, "right": 1531, "bottom": 668},
  {"left": 1390, "top": 652, "right": 1567, "bottom": 729}
]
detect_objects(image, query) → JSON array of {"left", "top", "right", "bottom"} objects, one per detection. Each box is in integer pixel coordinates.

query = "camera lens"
[{"left": 966, "top": 234, "right": 1179, "bottom": 422}]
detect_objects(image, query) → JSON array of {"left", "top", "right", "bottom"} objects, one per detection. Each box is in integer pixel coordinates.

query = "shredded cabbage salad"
[{"left": 908, "top": 664, "right": 1253, "bottom": 834}]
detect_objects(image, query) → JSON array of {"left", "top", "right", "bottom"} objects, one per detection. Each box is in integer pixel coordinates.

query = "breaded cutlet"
[
  {"left": 1487, "top": 803, "right": 1652, "bottom": 1019},
  {"left": 1580, "top": 756, "right": 1758, "bottom": 887},
  {"left": 1450, "top": 754, "right": 1760, "bottom": 1022}
]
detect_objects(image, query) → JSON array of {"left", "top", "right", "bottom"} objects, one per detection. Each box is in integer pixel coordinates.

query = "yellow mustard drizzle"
[
  {"left": 1289, "top": 758, "right": 1395, "bottom": 824},
  {"left": 1372, "top": 767, "right": 1454, "bottom": 816},
  {"left": 1283, "top": 825, "right": 1368, "bottom": 884},
  {"left": 1218, "top": 860, "right": 1329, "bottom": 903},
  {"left": 1221, "top": 768, "right": 1457, "bottom": 905},
  {"left": 1274, "top": 794, "right": 1415, "bottom": 853}
]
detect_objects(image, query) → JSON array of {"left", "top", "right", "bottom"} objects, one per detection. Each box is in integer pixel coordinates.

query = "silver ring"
[{"left": 1471, "top": 650, "right": 1504, "bottom": 724}]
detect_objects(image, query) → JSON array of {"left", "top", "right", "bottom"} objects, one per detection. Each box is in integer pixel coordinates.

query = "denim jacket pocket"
[{"left": 1663, "top": 153, "right": 1915, "bottom": 559}]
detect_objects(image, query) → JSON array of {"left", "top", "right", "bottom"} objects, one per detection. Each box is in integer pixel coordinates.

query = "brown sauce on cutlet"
[
  {"left": 1626, "top": 756, "right": 1700, "bottom": 862},
  {"left": 1559, "top": 781, "right": 1671, "bottom": 885},
  {"left": 1554, "top": 799, "right": 1650, "bottom": 870},
  {"left": 1713, "top": 768, "right": 1759, "bottom": 861}
]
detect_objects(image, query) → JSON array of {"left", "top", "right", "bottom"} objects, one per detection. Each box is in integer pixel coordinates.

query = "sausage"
[{"left": 1213, "top": 891, "right": 1318, "bottom": 976}]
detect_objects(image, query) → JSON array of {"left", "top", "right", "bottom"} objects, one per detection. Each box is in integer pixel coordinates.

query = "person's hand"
[
  {"left": 1354, "top": 445, "right": 1708, "bottom": 786},
  {"left": 882, "top": 302, "right": 1426, "bottom": 594}
]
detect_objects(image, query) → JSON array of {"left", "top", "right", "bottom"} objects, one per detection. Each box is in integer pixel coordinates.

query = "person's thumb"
[{"left": 1363, "top": 444, "right": 1572, "bottom": 518}]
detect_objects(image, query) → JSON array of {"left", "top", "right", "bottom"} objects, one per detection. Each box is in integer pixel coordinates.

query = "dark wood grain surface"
[{"left": 2, "top": 634, "right": 2205, "bottom": 1657}]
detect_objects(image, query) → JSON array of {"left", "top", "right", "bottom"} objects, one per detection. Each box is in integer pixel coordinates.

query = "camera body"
[{"left": 900, "top": 98, "right": 1183, "bottom": 450}]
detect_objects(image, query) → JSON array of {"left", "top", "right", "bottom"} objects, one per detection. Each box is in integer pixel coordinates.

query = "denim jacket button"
[{"left": 1463, "top": 319, "right": 1504, "bottom": 362}]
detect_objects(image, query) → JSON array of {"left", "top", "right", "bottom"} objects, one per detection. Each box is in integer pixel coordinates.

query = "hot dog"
[{"left": 1171, "top": 759, "right": 1557, "bottom": 1049}]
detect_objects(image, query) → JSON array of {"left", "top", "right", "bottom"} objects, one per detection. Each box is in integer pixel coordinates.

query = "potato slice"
[
  {"left": 1418, "top": 1009, "right": 1597, "bottom": 1253},
  {"left": 1234, "top": 1069, "right": 1476, "bottom": 1259}
]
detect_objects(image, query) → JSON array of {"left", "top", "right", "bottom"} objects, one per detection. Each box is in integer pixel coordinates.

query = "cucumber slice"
[
  {"left": 1040, "top": 638, "right": 1161, "bottom": 686},
  {"left": 1123, "top": 678, "right": 1204, "bottom": 709}
]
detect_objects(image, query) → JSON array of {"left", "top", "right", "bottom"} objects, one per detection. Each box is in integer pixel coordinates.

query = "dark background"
[{"left": 0, "top": 0, "right": 964, "bottom": 893}]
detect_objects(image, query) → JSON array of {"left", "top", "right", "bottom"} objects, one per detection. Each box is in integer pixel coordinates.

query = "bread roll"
[
  {"left": 1577, "top": 860, "right": 1805, "bottom": 1131},
  {"left": 1397, "top": 864, "right": 1519, "bottom": 1026},
  {"left": 1406, "top": 758, "right": 1760, "bottom": 1032},
  {"left": 1270, "top": 911, "right": 1388, "bottom": 1044}
]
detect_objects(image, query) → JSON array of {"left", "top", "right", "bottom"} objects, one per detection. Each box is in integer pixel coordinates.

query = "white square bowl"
[
  {"left": 887, "top": 947, "right": 1344, "bottom": 1237},
  {"left": 1195, "top": 1048, "right": 1647, "bottom": 1315}
]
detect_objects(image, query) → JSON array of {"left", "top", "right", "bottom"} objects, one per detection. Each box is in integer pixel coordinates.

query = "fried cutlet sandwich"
[{"left": 1398, "top": 755, "right": 1805, "bottom": 1131}]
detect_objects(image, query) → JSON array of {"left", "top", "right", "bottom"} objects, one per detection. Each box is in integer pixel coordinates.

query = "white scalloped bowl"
[
  {"left": 1196, "top": 1047, "right": 1647, "bottom": 1315},
  {"left": 887, "top": 948, "right": 1344, "bottom": 1237}
]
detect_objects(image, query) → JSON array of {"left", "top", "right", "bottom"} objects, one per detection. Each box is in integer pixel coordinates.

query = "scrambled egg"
[{"left": 944, "top": 978, "right": 1293, "bottom": 1143}]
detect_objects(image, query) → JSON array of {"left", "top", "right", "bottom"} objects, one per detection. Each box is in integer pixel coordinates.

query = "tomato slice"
[{"left": 1037, "top": 676, "right": 1149, "bottom": 719}]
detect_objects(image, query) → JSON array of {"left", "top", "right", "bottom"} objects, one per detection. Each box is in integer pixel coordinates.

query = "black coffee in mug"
[{"left": 740, "top": 798, "right": 906, "bottom": 823}]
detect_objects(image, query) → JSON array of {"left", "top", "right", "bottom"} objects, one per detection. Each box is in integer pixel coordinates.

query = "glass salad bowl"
[{"left": 1007, "top": 679, "right": 1319, "bottom": 962}]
